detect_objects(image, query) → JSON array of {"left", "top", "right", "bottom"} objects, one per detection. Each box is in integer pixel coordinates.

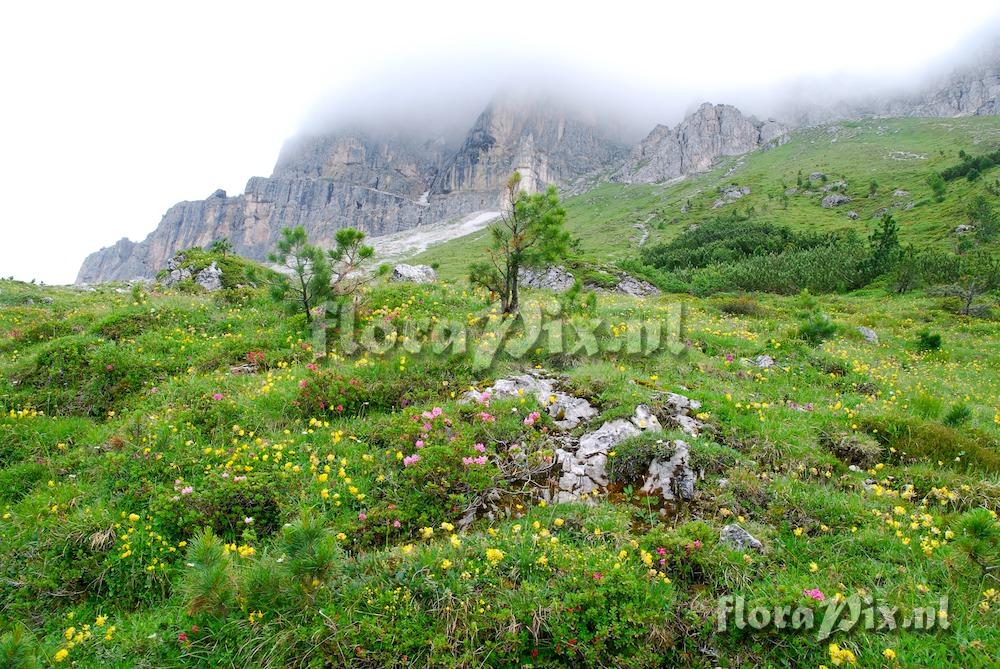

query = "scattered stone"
[
  {"left": 846, "top": 210, "right": 859, "bottom": 220},
  {"left": 820, "top": 180, "right": 847, "bottom": 192},
  {"left": 162, "top": 255, "right": 193, "bottom": 287},
  {"left": 463, "top": 372, "right": 597, "bottom": 430},
  {"left": 195, "top": 262, "right": 223, "bottom": 292},
  {"left": 230, "top": 363, "right": 259, "bottom": 375},
  {"left": 785, "top": 187, "right": 798, "bottom": 196},
  {"left": 720, "top": 524, "right": 764, "bottom": 552},
  {"left": 657, "top": 392, "right": 705, "bottom": 437},
  {"left": 467, "top": 370, "right": 704, "bottom": 505},
  {"left": 713, "top": 184, "right": 750, "bottom": 208},
  {"left": 809, "top": 172, "right": 825, "bottom": 181},
  {"left": 955, "top": 224, "right": 975, "bottom": 234},
  {"left": 892, "top": 189, "right": 910, "bottom": 197},
  {"left": 633, "top": 223, "right": 650, "bottom": 247},
  {"left": 857, "top": 326, "right": 879, "bottom": 344},
  {"left": 745, "top": 354, "right": 775, "bottom": 369},
  {"left": 821, "top": 193, "right": 852, "bottom": 208},
  {"left": 611, "top": 274, "right": 660, "bottom": 297},
  {"left": 640, "top": 440, "right": 696, "bottom": 500},
  {"left": 553, "top": 405, "right": 663, "bottom": 503},
  {"left": 518, "top": 266, "right": 576, "bottom": 293},
  {"left": 390, "top": 264, "right": 437, "bottom": 284}
]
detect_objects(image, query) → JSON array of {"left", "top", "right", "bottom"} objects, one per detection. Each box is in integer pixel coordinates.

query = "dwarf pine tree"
[{"left": 469, "top": 172, "right": 570, "bottom": 314}]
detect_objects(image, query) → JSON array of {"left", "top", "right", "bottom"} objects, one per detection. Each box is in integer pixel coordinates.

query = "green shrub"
[
  {"left": 942, "top": 403, "right": 973, "bottom": 427},
  {"left": 953, "top": 508, "right": 1000, "bottom": 573},
  {"left": 798, "top": 312, "right": 837, "bottom": 345},
  {"left": 296, "top": 355, "right": 473, "bottom": 418},
  {"left": 916, "top": 330, "right": 942, "bottom": 351},
  {"left": 180, "top": 528, "right": 238, "bottom": 618},
  {"left": 0, "top": 462, "right": 46, "bottom": 503},
  {"left": 818, "top": 430, "right": 883, "bottom": 467},
  {"left": 717, "top": 295, "right": 763, "bottom": 316},
  {"left": 863, "top": 416, "right": 1000, "bottom": 474},
  {"left": 940, "top": 149, "right": 1000, "bottom": 181},
  {"left": 607, "top": 433, "right": 676, "bottom": 483},
  {"left": 640, "top": 217, "right": 826, "bottom": 271},
  {"left": 0, "top": 627, "right": 42, "bottom": 669},
  {"left": 911, "top": 393, "right": 943, "bottom": 420}
]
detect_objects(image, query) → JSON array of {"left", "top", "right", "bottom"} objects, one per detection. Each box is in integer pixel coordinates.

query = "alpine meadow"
[{"left": 3, "top": 7, "right": 1000, "bottom": 669}]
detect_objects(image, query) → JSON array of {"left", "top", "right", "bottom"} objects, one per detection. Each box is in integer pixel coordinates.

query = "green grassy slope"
[
  {"left": 1, "top": 272, "right": 999, "bottom": 667},
  {"left": 2, "top": 117, "right": 1000, "bottom": 668},
  {"left": 414, "top": 116, "right": 1000, "bottom": 280}
]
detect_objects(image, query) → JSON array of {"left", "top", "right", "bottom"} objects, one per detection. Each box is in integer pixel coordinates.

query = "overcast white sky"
[{"left": 1, "top": 0, "right": 999, "bottom": 284}]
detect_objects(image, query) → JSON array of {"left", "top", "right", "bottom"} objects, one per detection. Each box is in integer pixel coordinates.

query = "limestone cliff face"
[
  {"left": 77, "top": 45, "right": 1000, "bottom": 284},
  {"left": 896, "top": 56, "right": 1000, "bottom": 117},
  {"left": 77, "top": 97, "right": 628, "bottom": 283},
  {"left": 781, "top": 46, "right": 1000, "bottom": 125},
  {"left": 432, "top": 97, "right": 629, "bottom": 196},
  {"left": 614, "top": 103, "right": 788, "bottom": 185}
]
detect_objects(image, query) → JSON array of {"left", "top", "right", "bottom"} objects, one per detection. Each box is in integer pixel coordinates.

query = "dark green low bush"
[{"left": 862, "top": 416, "right": 1000, "bottom": 474}]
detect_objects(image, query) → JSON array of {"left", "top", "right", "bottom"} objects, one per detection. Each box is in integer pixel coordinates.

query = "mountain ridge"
[{"left": 77, "top": 46, "right": 1000, "bottom": 283}]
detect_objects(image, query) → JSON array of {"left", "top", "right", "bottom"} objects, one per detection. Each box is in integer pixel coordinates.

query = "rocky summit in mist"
[{"left": 77, "top": 48, "right": 1000, "bottom": 284}]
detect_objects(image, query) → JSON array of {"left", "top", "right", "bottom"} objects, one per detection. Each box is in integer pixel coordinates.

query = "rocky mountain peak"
[
  {"left": 76, "top": 94, "right": 629, "bottom": 283},
  {"left": 431, "top": 94, "right": 629, "bottom": 196},
  {"left": 614, "top": 103, "right": 788, "bottom": 184}
]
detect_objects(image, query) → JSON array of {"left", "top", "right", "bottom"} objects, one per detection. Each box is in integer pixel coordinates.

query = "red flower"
[{"left": 178, "top": 632, "right": 188, "bottom": 643}]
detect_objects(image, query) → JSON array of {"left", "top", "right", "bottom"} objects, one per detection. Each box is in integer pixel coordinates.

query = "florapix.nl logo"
[
  {"left": 309, "top": 299, "right": 688, "bottom": 369},
  {"left": 716, "top": 594, "right": 950, "bottom": 641}
]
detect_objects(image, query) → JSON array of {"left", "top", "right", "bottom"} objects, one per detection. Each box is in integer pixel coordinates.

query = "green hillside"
[
  {"left": 415, "top": 116, "right": 1000, "bottom": 279},
  {"left": 1, "top": 117, "right": 999, "bottom": 668}
]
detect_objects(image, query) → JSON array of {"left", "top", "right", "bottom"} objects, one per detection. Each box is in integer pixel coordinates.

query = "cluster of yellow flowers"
[
  {"left": 825, "top": 642, "right": 858, "bottom": 666},
  {"left": 53, "top": 613, "right": 114, "bottom": 663},
  {"left": 979, "top": 588, "right": 999, "bottom": 613},
  {"left": 223, "top": 542, "right": 256, "bottom": 558},
  {"left": 7, "top": 406, "right": 43, "bottom": 419}
]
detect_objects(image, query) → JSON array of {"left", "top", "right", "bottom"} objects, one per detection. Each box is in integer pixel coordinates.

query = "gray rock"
[
  {"left": 195, "top": 262, "right": 223, "bottom": 291},
  {"left": 821, "top": 193, "right": 852, "bottom": 208},
  {"left": 857, "top": 326, "right": 879, "bottom": 344},
  {"left": 471, "top": 370, "right": 706, "bottom": 504},
  {"left": 847, "top": 210, "right": 859, "bottom": 220},
  {"left": 518, "top": 266, "right": 576, "bottom": 293},
  {"left": 713, "top": 185, "right": 751, "bottom": 208},
  {"left": 657, "top": 392, "right": 705, "bottom": 437},
  {"left": 464, "top": 372, "right": 597, "bottom": 430},
  {"left": 640, "top": 440, "right": 696, "bottom": 500},
  {"left": 809, "top": 172, "right": 826, "bottom": 182},
  {"left": 614, "top": 103, "right": 787, "bottom": 185},
  {"left": 391, "top": 264, "right": 437, "bottom": 284},
  {"left": 749, "top": 354, "right": 775, "bottom": 369},
  {"left": 892, "top": 189, "right": 910, "bottom": 197},
  {"left": 230, "top": 363, "right": 259, "bottom": 375},
  {"left": 163, "top": 266, "right": 192, "bottom": 286},
  {"left": 720, "top": 524, "right": 764, "bottom": 552},
  {"left": 955, "top": 224, "right": 975, "bottom": 234},
  {"left": 611, "top": 274, "right": 660, "bottom": 297},
  {"left": 78, "top": 95, "right": 630, "bottom": 283},
  {"left": 553, "top": 405, "right": 662, "bottom": 502}
]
